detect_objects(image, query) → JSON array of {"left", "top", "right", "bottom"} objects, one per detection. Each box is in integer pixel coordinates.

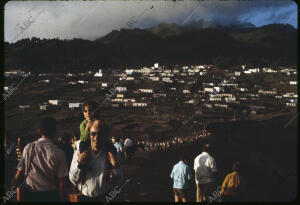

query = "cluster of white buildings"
[{"left": 8, "top": 63, "right": 297, "bottom": 113}]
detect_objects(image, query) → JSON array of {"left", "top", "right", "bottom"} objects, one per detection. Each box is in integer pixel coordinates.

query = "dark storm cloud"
[{"left": 4, "top": 0, "right": 297, "bottom": 42}]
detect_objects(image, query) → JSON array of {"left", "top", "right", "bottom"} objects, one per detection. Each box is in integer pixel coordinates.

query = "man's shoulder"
[
  {"left": 23, "top": 141, "right": 34, "bottom": 152},
  {"left": 194, "top": 153, "right": 202, "bottom": 161}
]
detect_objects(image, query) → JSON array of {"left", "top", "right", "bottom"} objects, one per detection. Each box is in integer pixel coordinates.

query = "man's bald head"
[
  {"left": 90, "top": 120, "right": 107, "bottom": 153},
  {"left": 90, "top": 120, "right": 102, "bottom": 130}
]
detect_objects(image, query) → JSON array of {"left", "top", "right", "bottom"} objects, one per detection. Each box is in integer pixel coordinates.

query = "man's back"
[
  {"left": 194, "top": 152, "right": 217, "bottom": 184},
  {"left": 17, "top": 138, "right": 68, "bottom": 191},
  {"left": 171, "top": 161, "right": 192, "bottom": 189},
  {"left": 222, "top": 171, "right": 243, "bottom": 196}
]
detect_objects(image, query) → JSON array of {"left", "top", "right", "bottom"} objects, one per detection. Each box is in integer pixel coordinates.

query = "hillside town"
[{"left": 4, "top": 63, "right": 297, "bottom": 118}]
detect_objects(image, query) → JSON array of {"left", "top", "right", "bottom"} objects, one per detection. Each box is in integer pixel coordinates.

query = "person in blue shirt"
[
  {"left": 170, "top": 155, "right": 193, "bottom": 202},
  {"left": 111, "top": 136, "right": 123, "bottom": 162}
]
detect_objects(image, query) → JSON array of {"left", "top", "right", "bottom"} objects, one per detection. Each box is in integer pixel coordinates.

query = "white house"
[
  {"left": 204, "top": 103, "right": 213, "bottom": 109},
  {"left": 94, "top": 69, "right": 103, "bottom": 77},
  {"left": 117, "top": 94, "right": 124, "bottom": 98},
  {"left": 235, "top": 71, "right": 241, "bottom": 76},
  {"left": 40, "top": 104, "right": 49, "bottom": 111},
  {"left": 111, "top": 98, "right": 123, "bottom": 103},
  {"left": 185, "top": 99, "right": 195, "bottom": 104},
  {"left": 213, "top": 87, "right": 223, "bottom": 93},
  {"left": 125, "top": 69, "right": 134, "bottom": 75},
  {"left": 123, "top": 98, "right": 135, "bottom": 103},
  {"left": 149, "top": 77, "right": 159, "bottom": 81},
  {"left": 225, "top": 97, "right": 236, "bottom": 103},
  {"left": 19, "top": 105, "right": 30, "bottom": 110},
  {"left": 49, "top": 100, "right": 63, "bottom": 105},
  {"left": 139, "top": 89, "right": 153, "bottom": 93},
  {"left": 214, "top": 104, "right": 228, "bottom": 109},
  {"left": 153, "top": 93, "right": 167, "bottom": 97},
  {"left": 69, "top": 103, "right": 82, "bottom": 109},
  {"left": 286, "top": 103, "right": 296, "bottom": 107},
  {"left": 183, "top": 90, "right": 191, "bottom": 94},
  {"left": 40, "top": 80, "right": 50, "bottom": 83},
  {"left": 209, "top": 97, "right": 222, "bottom": 102},
  {"left": 263, "top": 68, "right": 277, "bottom": 73},
  {"left": 78, "top": 80, "right": 88, "bottom": 84},
  {"left": 126, "top": 77, "right": 134, "bottom": 81},
  {"left": 258, "top": 89, "right": 277, "bottom": 95},
  {"left": 154, "top": 63, "right": 159, "bottom": 69},
  {"left": 162, "top": 78, "right": 172, "bottom": 83},
  {"left": 101, "top": 83, "right": 108, "bottom": 87},
  {"left": 133, "top": 102, "right": 148, "bottom": 107},
  {"left": 204, "top": 88, "right": 214, "bottom": 93},
  {"left": 116, "top": 87, "right": 127, "bottom": 92}
]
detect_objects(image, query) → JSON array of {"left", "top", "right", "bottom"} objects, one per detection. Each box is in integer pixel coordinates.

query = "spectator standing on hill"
[
  {"left": 170, "top": 155, "right": 193, "bottom": 202},
  {"left": 69, "top": 120, "right": 123, "bottom": 201},
  {"left": 194, "top": 143, "right": 218, "bottom": 202},
  {"left": 10, "top": 117, "right": 68, "bottom": 202},
  {"left": 15, "top": 137, "right": 23, "bottom": 161},
  {"left": 220, "top": 161, "right": 245, "bottom": 201},
  {"left": 124, "top": 137, "right": 135, "bottom": 160},
  {"left": 111, "top": 136, "right": 123, "bottom": 162}
]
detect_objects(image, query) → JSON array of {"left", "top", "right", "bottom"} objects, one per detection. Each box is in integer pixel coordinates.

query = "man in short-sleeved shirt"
[
  {"left": 10, "top": 118, "right": 68, "bottom": 202},
  {"left": 194, "top": 144, "right": 217, "bottom": 202},
  {"left": 170, "top": 156, "right": 193, "bottom": 202}
]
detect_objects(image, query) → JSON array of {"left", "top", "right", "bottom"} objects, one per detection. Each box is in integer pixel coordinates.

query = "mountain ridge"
[{"left": 4, "top": 23, "right": 297, "bottom": 72}]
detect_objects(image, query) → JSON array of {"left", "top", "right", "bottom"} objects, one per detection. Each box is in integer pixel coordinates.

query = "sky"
[{"left": 4, "top": 0, "right": 298, "bottom": 43}]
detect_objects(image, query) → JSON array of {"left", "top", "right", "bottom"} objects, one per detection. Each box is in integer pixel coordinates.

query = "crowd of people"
[
  {"left": 4, "top": 100, "right": 243, "bottom": 202},
  {"left": 136, "top": 129, "right": 211, "bottom": 152},
  {"left": 6, "top": 101, "right": 124, "bottom": 202}
]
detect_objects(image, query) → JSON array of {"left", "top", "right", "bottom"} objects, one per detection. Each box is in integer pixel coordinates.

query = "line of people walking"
[
  {"left": 170, "top": 143, "right": 245, "bottom": 202},
  {"left": 137, "top": 131, "right": 211, "bottom": 152}
]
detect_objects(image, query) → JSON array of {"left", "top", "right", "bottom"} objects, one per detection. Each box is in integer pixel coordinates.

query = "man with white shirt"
[
  {"left": 124, "top": 137, "right": 135, "bottom": 160},
  {"left": 10, "top": 117, "right": 68, "bottom": 202},
  {"left": 194, "top": 143, "right": 217, "bottom": 202},
  {"left": 69, "top": 120, "right": 123, "bottom": 201}
]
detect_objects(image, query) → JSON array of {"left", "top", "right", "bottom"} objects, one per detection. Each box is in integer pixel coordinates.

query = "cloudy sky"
[{"left": 4, "top": 0, "right": 298, "bottom": 43}]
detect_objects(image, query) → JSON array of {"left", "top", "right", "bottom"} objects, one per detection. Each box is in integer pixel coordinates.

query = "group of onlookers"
[
  {"left": 7, "top": 101, "right": 124, "bottom": 202},
  {"left": 170, "top": 143, "right": 244, "bottom": 202},
  {"left": 5, "top": 100, "right": 243, "bottom": 202}
]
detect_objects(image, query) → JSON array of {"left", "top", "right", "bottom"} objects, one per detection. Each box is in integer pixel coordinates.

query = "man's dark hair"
[
  {"left": 81, "top": 100, "right": 99, "bottom": 117},
  {"left": 38, "top": 117, "right": 57, "bottom": 137},
  {"left": 112, "top": 136, "right": 119, "bottom": 142},
  {"left": 180, "top": 154, "right": 189, "bottom": 162},
  {"left": 232, "top": 161, "right": 241, "bottom": 172},
  {"left": 202, "top": 143, "right": 211, "bottom": 153}
]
